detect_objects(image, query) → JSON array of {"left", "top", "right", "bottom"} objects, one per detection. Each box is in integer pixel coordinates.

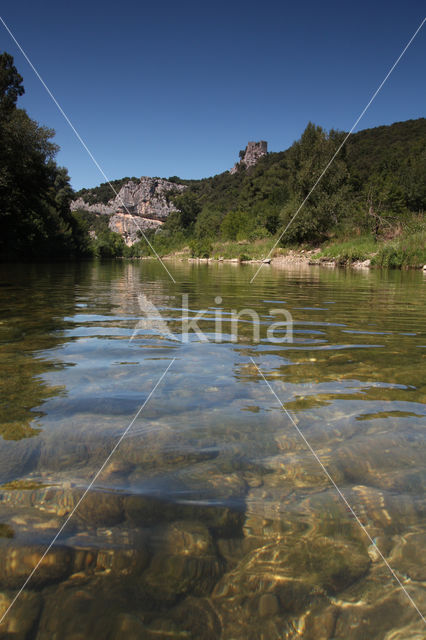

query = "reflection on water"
[{"left": 0, "top": 260, "right": 425, "bottom": 638}]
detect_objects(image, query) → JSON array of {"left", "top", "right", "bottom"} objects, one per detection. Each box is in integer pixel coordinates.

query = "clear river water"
[{"left": 0, "top": 259, "right": 425, "bottom": 639}]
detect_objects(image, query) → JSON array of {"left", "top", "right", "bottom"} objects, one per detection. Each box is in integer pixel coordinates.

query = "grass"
[
  {"left": 371, "top": 230, "right": 426, "bottom": 268},
  {"left": 315, "top": 225, "right": 426, "bottom": 269},
  {"left": 128, "top": 216, "right": 426, "bottom": 269},
  {"left": 315, "top": 236, "right": 378, "bottom": 265},
  {"left": 210, "top": 238, "right": 277, "bottom": 261}
]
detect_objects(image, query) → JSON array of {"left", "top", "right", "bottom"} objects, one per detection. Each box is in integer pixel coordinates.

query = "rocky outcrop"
[
  {"left": 70, "top": 177, "right": 187, "bottom": 245},
  {"left": 69, "top": 197, "right": 116, "bottom": 215},
  {"left": 112, "top": 178, "right": 186, "bottom": 220},
  {"left": 230, "top": 141, "right": 268, "bottom": 174},
  {"left": 71, "top": 177, "right": 186, "bottom": 219},
  {"left": 109, "top": 212, "right": 163, "bottom": 246}
]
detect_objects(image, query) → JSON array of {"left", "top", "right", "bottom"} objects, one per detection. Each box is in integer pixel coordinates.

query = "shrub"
[{"left": 189, "top": 238, "right": 212, "bottom": 258}]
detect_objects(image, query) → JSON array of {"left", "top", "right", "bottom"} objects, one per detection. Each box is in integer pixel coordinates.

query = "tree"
[
  {"left": 0, "top": 52, "right": 24, "bottom": 116},
  {"left": 94, "top": 231, "right": 126, "bottom": 258},
  {"left": 194, "top": 206, "right": 223, "bottom": 240},
  {"left": 172, "top": 191, "right": 201, "bottom": 229},
  {"left": 221, "top": 210, "right": 251, "bottom": 240},
  {"left": 279, "top": 123, "right": 349, "bottom": 244},
  {"left": 0, "top": 52, "right": 92, "bottom": 260}
]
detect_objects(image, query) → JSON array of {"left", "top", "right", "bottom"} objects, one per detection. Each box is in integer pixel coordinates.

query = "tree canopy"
[{"left": 0, "top": 52, "right": 91, "bottom": 261}]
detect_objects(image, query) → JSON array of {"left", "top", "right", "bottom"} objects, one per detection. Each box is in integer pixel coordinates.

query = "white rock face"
[
  {"left": 70, "top": 177, "right": 187, "bottom": 245},
  {"left": 230, "top": 141, "right": 268, "bottom": 174},
  {"left": 70, "top": 197, "right": 116, "bottom": 215},
  {"left": 113, "top": 178, "right": 186, "bottom": 220},
  {"left": 109, "top": 213, "right": 163, "bottom": 246}
]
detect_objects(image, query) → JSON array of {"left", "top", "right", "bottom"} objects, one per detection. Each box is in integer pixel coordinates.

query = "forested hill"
[
  {"left": 179, "top": 117, "right": 426, "bottom": 215},
  {"left": 71, "top": 117, "right": 425, "bottom": 262},
  {"left": 76, "top": 117, "right": 426, "bottom": 219},
  {"left": 346, "top": 118, "right": 426, "bottom": 181},
  {"left": 1, "top": 43, "right": 423, "bottom": 264}
]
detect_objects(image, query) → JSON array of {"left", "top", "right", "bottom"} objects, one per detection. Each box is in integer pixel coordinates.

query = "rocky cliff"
[
  {"left": 71, "top": 177, "right": 186, "bottom": 245},
  {"left": 230, "top": 141, "right": 268, "bottom": 174}
]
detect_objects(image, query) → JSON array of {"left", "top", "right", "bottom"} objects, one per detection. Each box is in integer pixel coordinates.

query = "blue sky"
[{"left": 1, "top": 1, "right": 425, "bottom": 190}]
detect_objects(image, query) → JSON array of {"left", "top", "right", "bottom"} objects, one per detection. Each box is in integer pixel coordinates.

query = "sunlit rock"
[
  {"left": 169, "top": 596, "right": 221, "bottom": 640},
  {"left": 388, "top": 531, "right": 426, "bottom": 581},
  {"left": 0, "top": 590, "right": 42, "bottom": 639},
  {"left": 0, "top": 544, "right": 74, "bottom": 589},
  {"left": 143, "top": 551, "right": 223, "bottom": 602}
]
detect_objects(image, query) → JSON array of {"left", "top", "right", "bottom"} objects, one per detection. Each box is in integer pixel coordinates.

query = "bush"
[
  {"left": 189, "top": 238, "right": 212, "bottom": 258},
  {"left": 372, "top": 231, "right": 426, "bottom": 268},
  {"left": 94, "top": 231, "right": 126, "bottom": 258}
]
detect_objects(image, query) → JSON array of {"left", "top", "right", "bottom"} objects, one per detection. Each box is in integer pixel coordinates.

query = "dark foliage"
[{"left": 0, "top": 53, "right": 92, "bottom": 261}]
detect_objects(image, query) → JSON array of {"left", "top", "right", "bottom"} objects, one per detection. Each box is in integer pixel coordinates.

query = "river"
[{"left": 0, "top": 260, "right": 424, "bottom": 638}]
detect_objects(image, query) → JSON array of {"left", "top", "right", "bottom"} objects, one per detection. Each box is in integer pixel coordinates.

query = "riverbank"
[{"left": 159, "top": 231, "right": 426, "bottom": 270}]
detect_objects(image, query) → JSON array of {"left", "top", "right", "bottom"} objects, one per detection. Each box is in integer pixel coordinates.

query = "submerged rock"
[
  {"left": 143, "top": 545, "right": 223, "bottom": 602},
  {"left": 169, "top": 596, "right": 221, "bottom": 639},
  {"left": 0, "top": 590, "right": 42, "bottom": 639},
  {"left": 333, "top": 589, "right": 424, "bottom": 640},
  {"left": 140, "top": 519, "right": 223, "bottom": 602},
  {"left": 388, "top": 531, "right": 426, "bottom": 581},
  {"left": 36, "top": 576, "right": 140, "bottom": 640},
  {"left": 157, "top": 520, "right": 214, "bottom": 556},
  {"left": 0, "top": 543, "right": 74, "bottom": 589},
  {"left": 124, "top": 493, "right": 243, "bottom": 537}
]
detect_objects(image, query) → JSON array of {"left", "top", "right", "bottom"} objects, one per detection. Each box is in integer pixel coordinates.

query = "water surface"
[{"left": 0, "top": 260, "right": 425, "bottom": 639}]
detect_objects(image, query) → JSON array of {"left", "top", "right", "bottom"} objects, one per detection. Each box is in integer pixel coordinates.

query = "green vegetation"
[
  {"left": 372, "top": 229, "right": 426, "bottom": 268},
  {"left": 314, "top": 214, "right": 426, "bottom": 268},
  {"left": 98, "top": 118, "right": 424, "bottom": 267},
  {"left": 2, "top": 48, "right": 423, "bottom": 267},
  {"left": 71, "top": 209, "right": 126, "bottom": 257},
  {"left": 0, "top": 52, "right": 92, "bottom": 261},
  {"left": 316, "top": 236, "right": 378, "bottom": 264},
  {"left": 76, "top": 176, "right": 139, "bottom": 205}
]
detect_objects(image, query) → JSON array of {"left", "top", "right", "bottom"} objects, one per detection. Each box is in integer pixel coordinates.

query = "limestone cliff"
[
  {"left": 109, "top": 213, "right": 163, "bottom": 246},
  {"left": 230, "top": 141, "right": 268, "bottom": 174},
  {"left": 70, "top": 177, "right": 186, "bottom": 245},
  {"left": 70, "top": 197, "right": 116, "bottom": 215}
]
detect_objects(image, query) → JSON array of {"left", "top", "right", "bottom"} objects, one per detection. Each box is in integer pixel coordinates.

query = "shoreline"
[{"left": 149, "top": 248, "right": 425, "bottom": 271}]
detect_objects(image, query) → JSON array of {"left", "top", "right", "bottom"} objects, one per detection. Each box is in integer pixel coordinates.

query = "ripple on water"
[{"left": 0, "top": 261, "right": 424, "bottom": 638}]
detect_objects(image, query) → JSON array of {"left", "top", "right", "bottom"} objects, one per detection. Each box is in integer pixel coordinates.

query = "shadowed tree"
[{"left": 0, "top": 52, "right": 92, "bottom": 260}]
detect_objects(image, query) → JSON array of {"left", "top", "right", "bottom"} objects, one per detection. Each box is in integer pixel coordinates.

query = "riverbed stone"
[
  {"left": 258, "top": 593, "right": 279, "bottom": 617},
  {"left": 65, "top": 526, "right": 149, "bottom": 577},
  {"left": 350, "top": 484, "right": 420, "bottom": 533},
  {"left": 124, "top": 493, "right": 243, "bottom": 537},
  {"left": 36, "top": 577, "right": 135, "bottom": 640},
  {"left": 143, "top": 550, "right": 223, "bottom": 602},
  {"left": 300, "top": 603, "right": 339, "bottom": 639},
  {"left": 0, "top": 543, "right": 74, "bottom": 589},
  {"left": 159, "top": 520, "right": 214, "bottom": 556},
  {"left": 168, "top": 596, "right": 221, "bottom": 639},
  {"left": 0, "top": 590, "right": 42, "bottom": 639},
  {"left": 110, "top": 613, "right": 147, "bottom": 639},
  {"left": 389, "top": 532, "right": 426, "bottom": 581},
  {"left": 333, "top": 589, "right": 423, "bottom": 640},
  {"left": 75, "top": 489, "right": 125, "bottom": 527}
]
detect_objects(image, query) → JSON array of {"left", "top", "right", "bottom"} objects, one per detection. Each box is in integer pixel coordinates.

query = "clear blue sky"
[{"left": 1, "top": 1, "right": 425, "bottom": 190}]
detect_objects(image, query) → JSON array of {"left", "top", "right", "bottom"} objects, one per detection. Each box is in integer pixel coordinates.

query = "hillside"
[
  {"left": 75, "top": 118, "right": 425, "bottom": 218},
  {"left": 72, "top": 118, "right": 425, "bottom": 265}
]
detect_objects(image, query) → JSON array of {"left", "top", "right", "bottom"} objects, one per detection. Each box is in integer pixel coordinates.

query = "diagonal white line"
[
  {"left": 250, "top": 16, "right": 426, "bottom": 283},
  {"left": 250, "top": 357, "right": 426, "bottom": 625},
  {"left": 0, "top": 16, "right": 177, "bottom": 284},
  {"left": 0, "top": 357, "right": 176, "bottom": 627}
]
